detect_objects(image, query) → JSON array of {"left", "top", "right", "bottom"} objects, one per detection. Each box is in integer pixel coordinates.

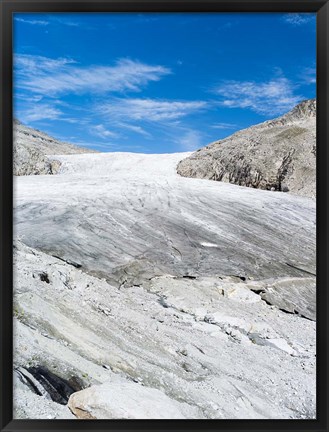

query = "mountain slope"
[
  {"left": 13, "top": 120, "right": 96, "bottom": 176},
  {"left": 177, "top": 99, "right": 316, "bottom": 198}
]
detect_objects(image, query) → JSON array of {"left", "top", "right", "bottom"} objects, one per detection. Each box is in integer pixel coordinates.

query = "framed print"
[{"left": 1, "top": 0, "right": 328, "bottom": 431}]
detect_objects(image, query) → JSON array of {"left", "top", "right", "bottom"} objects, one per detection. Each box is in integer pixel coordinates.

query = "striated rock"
[
  {"left": 13, "top": 143, "right": 316, "bottom": 420},
  {"left": 13, "top": 119, "right": 96, "bottom": 176},
  {"left": 14, "top": 151, "right": 316, "bottom": 287},
  {"left": 13, "top": 241, "right": 316, "bottom": 420},
  {"left": 68, "top": 382, "right": 186, "bottom": 419},
  {"left": 248, "top": 277, "right": 316, "bottom": 321},
  {"left": 177, "top": 99, "right": 316, "bottom": 198}
]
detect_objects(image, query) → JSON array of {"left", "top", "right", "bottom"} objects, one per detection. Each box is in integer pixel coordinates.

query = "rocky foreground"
[
  {"left": 177, "top": 99, "right": 316, "bottom": 198},
  {"left": 13, "top": 149, "right": 316, "bottom": 419}
]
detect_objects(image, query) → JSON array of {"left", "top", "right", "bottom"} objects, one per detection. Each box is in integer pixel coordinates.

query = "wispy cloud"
[
  {"left": 15, "top": 54, "right": 171, "bottom": 97},
  {"left": 18, "top": 104, "right": 63, "bottom": 122},
  {"left": 14, "top": 17, "right": 49, "bottom": 26},
  {"left": 15, "top": 54, "right": 76, "bottom": 73},
  {"left": 213, "top": 77, "right": 303, "bottom": 116},
  {"left": 96, "top": 97, "right": 208, "bottom": 147},
  {"left": 51, "top": 17, "right": 80, "bottom": 27},
  {"left": 117, "top": 122, "right": 152, "bottom": 138},
  {"left": 211, "top": 122, "right": 237, "bottom": 129},
  {"left": 300, "top": 67, "right": 316, "bottom": 84},
  {"left": 101, "top": 98, "right": 207, "bottom": 122},
  {"left": 283, "top": 13, "right": 315, "bottom": 26},
  {"left": 177, "top": 129, "right": 204, "bottom": 151},
  {"left": 15, "top": 15, "right": 80, "bottom": 27},
  {"left": 91, "top": 124, "right": 118, "bottom": 139},
  {"left": 14, "top": 93, "right": 44, "bottom": 103}
]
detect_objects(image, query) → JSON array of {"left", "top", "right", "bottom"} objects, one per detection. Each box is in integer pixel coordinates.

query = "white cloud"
[
  {"left": 14, "top": 93, "right": 44, "bottom": 103},
  {"left": 300, "top": 67, "right": 316, "bottom": 84},
  {"left": 117, "top": 123, "right": 152, "bottom": 138},
  {"left": 18, "top": 104, "right": 63, "bottom": 122},
  {"left": 14, "top": 15, "right": 80, "bottom": 27},
  {"left": 214, "top": 77, "right": 303, "bottom": 116},
  {"left": 211, "top": 122, "right": 237, "bottom": 129},
  {"left": 14, "top": 17, "right": 49, "bottom": 26},
  {"left": 283, "top": 13, "right": 315, "bottom": 26},
  {"left": 51, "top": 17, "right": 80, "bottom": 27},
  {"left": 177, "top": 129, "right": 204, "bottom": 151},
  {"left": 15, "top": 54, "right": 76, "bottom": 73},
  {"left": 101, "top": 98, "right": 207, "bottom": 122},
  {"left": 15, "top": 55, "right": 171, "bottom": 97},
  {"left": 63, "top": 118, "right": 83, "bottom": 124},
  {"left": 91, "top": 124, "right": 118, "bottom": 139},
  {"left": 98, "top": 98, "right": 207, "bottom": 142}
]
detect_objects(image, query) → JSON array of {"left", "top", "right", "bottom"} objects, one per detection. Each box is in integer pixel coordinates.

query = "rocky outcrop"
[
  {"left": 248, "top": 277, "right": 316, "bottom": 320},
  {"left": 13, "top": 119, "right": 95, "bottom": 176},
  {"left": 177, "top": 99, "right": 316, "bottom": 198}
]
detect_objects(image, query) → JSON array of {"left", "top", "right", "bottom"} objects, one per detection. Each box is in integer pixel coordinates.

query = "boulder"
[{"left": 68, "top": 382, "right": 186, "bottom": 419}]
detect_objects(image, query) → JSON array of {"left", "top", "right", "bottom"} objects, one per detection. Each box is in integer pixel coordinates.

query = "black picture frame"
[{"left": 1, "top": 1, "right": 328, "bottom": 431}]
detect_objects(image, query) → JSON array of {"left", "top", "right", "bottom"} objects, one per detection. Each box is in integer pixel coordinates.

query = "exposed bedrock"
[
  {"left": 13, "top": 119, "right": 95, "bottom": 176},
  {"left": 14, "top": 241, "right": 316, "bottom": 419},
  {"left": 14, "top": 152, "right": 316, "bottom": 291},
  {"left": 177, "top": 99, "right": 316, "bottom": 198},
  {"left": 13, "top": 136, "right": 316, "bottom": 419}
]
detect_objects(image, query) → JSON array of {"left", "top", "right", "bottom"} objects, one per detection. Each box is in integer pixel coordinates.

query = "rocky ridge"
[
  {"left": 13, "top": 119, "right": 95, "bottom": 176},
  {"left": 177, "top": 99, "right": 316, "bottom": 198}
]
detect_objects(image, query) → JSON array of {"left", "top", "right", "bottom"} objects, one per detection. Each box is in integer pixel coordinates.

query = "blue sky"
[{"left": 14, "top": 12, "right": 316, "bottom": 153}]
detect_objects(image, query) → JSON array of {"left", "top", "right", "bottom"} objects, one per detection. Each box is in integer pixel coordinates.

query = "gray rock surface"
[
  {"left": 13, "top": 119, "right": 95, "bottom": 176},
  {"left": 248, "top": 277, "right": 316, "bottom": 320},
  {"left": 14, "top": 152, "right": 316, "bottom": 289},
  {"left": 14, "top": 241, "right": 315, "bottom": 420},
  {"left": 177, "top": 99, "right": 316, "bottom": 198},
  {"left": 13, "top": 149, "right": 316, "bottom": 419},
  {"left": 68, "top": 382, "right": 186, "bottom": 419}
]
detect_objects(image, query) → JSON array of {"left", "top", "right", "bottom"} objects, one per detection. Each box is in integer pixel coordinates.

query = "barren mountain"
[
  {"left": 13, "top": 119, "right": 95, "bottom": 176},
  {"left": 177, "top": 99, "right": 316, "bottom": 198}
]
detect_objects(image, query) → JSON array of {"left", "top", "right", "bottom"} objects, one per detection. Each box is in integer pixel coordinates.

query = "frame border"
[{"left": 1, "top": 1, "right": 328, "bottom": 431}]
